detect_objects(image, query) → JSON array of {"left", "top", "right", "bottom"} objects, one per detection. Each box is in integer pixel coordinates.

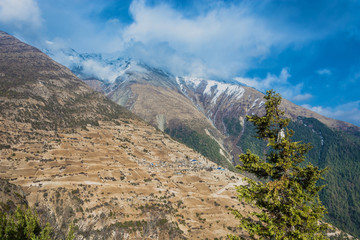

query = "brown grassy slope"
[
  {"left": 0, "top": 31, "right": 252, "bottom": 239},
  {"left": 0, "top": 31, "right": 134, "bottom": 129},
  {"left": 0, "top": 117, "right": 251, "bottom": 239},
  {"left": 105, "top": 69, "right": 220, "bottom": 134},
  {"left": 130, "top": 84, "right": 219, "bottom": 132}
]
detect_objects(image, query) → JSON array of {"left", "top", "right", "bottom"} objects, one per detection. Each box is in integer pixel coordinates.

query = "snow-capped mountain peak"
[{"left": 180, "top": 76, "right": 245, "bottom": 104}]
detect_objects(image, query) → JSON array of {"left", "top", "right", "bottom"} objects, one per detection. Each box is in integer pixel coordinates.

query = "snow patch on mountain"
[
  {"left": 175, "top": 77, "right": 187, "bottom": 94},
  {"left": 46, "top": 48, "right": 247, "bottom": 105},
  {"left": 251, "top": 98, "right": 259, "bottom": 109},
  {"left": 183, "top": 76, "right": 245, "bottom": 104},
  {"left": 259, "top": 101, "right": 265, "bottom": 108},
  {"left": 181, "top": 76, "right": 203, "bottom": 90}
]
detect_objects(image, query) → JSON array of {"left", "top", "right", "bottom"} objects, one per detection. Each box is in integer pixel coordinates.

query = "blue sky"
[{"left": 0, "top": 0, "right": 360, "bottom": 126}]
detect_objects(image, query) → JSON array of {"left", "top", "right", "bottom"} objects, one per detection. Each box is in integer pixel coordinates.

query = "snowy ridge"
[
  {"left": 44, "top": 48, "right": 149, "bottom": 83},
  {"left": 182, "top": 76, "right": 245, "bottom": 104},
  {"left": 175, "top": 76, "right": 188, "bottom": 94},
  {"left": 46, "top": 48, "right": 246, "bottom": 106}
]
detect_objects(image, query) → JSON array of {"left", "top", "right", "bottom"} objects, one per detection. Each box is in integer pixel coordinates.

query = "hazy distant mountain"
[{"left": 48, "top": 47, "right": 360, "bottom": 237}]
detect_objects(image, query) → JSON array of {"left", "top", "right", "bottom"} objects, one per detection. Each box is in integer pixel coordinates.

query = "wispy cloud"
[
  {"left": 316, "top": 68, "right": 332, "bottom": 75},
  {"left": 82, "top": 59, "right": 122, "bottom": 82},
  {"left": 302, "top": 101, "right": 360, "bottom": 126},
  {"left": 45, "top": 43, "right": 126, "bottom": 83},
  {"left": 292, "top": 93, "right": 313, "bottom": 101},
  {"left": 235, "top": 68, "right": 290, "bottom": 91},
  {"left": 0, "top": 0, "right": 357, "bottom": 80},
  {"left": 0, "top": 0, "right": 42, "bottom": 30},
  {"left": 234, "top": 68, "right": 312, "bottom": 102},
  {"left": 114, "top": 0, "right": 319, "bottom": 78},
  {"left": 3, "top": 0, "right": 341, "bottom": 80}
]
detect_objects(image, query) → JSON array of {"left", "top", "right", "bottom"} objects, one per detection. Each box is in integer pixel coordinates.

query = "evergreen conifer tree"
[
  {"left": 229, "top": 90, "right": 328, "bottom": 239},
  {"left": 0, "top": 206, "right": 51, "bottom": 240}
]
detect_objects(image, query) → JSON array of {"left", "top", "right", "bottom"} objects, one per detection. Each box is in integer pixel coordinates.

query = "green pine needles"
[
  {"left": 0, "top": 206, "right": 51, "bottom": 240},
  {"left": 230, "top": 90, "right": 329, "bottom": 240},
  {"left": 0, "top": 205, "right": 76, "bottom": 240}
]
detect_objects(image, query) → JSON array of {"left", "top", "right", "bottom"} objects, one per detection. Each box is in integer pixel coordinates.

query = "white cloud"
[
  {"left": 234, "top": 68, "right": 313, "bottom": 102},
  {"left": 114, "top": 0, "right": 313, "bottom": 78},
  {"left": 45, "top": 37, "right": 68, "bottom": 50},
  {"left": 302, "top": 101, "right": 360, "bottom": 126},
  {"left": 81, "top": 59, "right": 121, "bottom": 82},
  {"left": 292, "top": 93, "right": 313, "bottom": 101},
  {"left": 316, "top": 68, "right": 332, "bottom": 75},
  {"left": 0, "top": 0, "right": 42, "bottom": 29},
  {"left": 45, "top": 38, "right": 139, "bottom": 83},
  {"left": 235, "top": 68, "right": 290, "bottom": 91},
  {"left": 3, "top": 0, "right": 329, "bottom": 79},
  {"left": 45, "top": 40, "right": 54, "bottom": 45}
]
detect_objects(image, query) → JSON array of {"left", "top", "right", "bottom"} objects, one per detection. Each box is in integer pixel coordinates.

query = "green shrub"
[{"left": 0, "top": 206, "right": 51, "bottom": 240}]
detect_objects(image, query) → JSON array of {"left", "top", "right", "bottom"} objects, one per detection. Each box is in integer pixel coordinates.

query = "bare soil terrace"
[{"left": 0, "top": 117, "right": 252, "bottom": 239}]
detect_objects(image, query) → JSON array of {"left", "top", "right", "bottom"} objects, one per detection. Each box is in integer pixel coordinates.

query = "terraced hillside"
[
  {"left": 0, "top": 117, "right": 250, "bottom": 239},
  {"left": 54, "top": 48, "right": 360, "bottom": 238},
  {"left": 0, "top": 31, "right": 252, "bottom": 239},
  {"left": 1, "top": 31, "right": 356, "bottom": 239}
]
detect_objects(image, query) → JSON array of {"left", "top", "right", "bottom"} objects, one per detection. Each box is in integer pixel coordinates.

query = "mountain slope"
[
  {"left": 178, "top": 76, "right": 359, "bottom": 135},
  {"left": 54, "top": 49, "right": 360, "bottom": 238},
  {"left": 86, "top": 62, "right": 235, "bottom": 169},
  {"left": 180, "top": 77, "right": 360, "bottom": 236},
  {"left": 0, "top": 31, "right": 255, "bottom": 239},
  {"left": 0, "top": 31, "right": 133, "bottom": 130}
]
